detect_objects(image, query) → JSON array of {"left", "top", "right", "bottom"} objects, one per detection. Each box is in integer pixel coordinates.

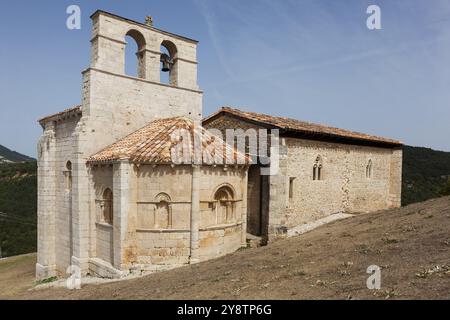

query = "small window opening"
[
  {"left": 102, "top": 188, "right": 113, "bottom": 225},
  {"left": 366, "top": 159, "right": 373, "bottom": 179},
  {"left": 160, "top": 40, "right": 178, "bottom": 85},
  {"left": 125, "top": 30, "right": 146, "bottom": 78},
  {"left": 64, "top": 161, "right": 72, "bottom": 191},
  {"left": 153, "top": 193, "right": 172, "bottom": 229},
  {"left": 289, "top": 177, "right": 296, "bottom": 200},
  {"left": 313, "top": 156, "right": 323, "bottom": 181},
  {"left": 214, "top": 186, "right": 235, "bottom": 224}
]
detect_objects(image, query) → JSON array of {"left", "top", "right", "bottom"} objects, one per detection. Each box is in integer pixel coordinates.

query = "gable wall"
[
  {"left": 53, "top": 117, "right": 80, "bottom": 273},
  {"left": 36, "top": 116, "right": 80, "bottom": 277},
  {"left": 203, "top": 114, "right": 402, "bottom": 235},
  {"left": 89, "top": 164, "right": 247, "bottom": 269},
  {"left": 283, "top": 138, "right": 399, "bottom": 228}
]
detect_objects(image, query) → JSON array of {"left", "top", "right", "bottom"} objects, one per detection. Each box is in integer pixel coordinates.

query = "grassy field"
[
  {"left": 2, "top": 196, "right": 449, "bottom": 300},
  {"left": 0, "top": 253, "right": 36, "bottom": 299}
]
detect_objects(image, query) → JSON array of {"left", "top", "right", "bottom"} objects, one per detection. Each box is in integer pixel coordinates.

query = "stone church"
[{"left": 36, "top": 10, "right": 402, "bottom": 279}]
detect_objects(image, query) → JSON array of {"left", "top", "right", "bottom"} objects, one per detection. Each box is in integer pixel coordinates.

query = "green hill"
[
  {"left": 0, "top": 144, "right": 35, "bottom": 163},
  {"left": 402, "top": 145, "right": 450, "bottom": 205},
  {"left": 0, "top": 161, "right": 37, "bottom": 258}
]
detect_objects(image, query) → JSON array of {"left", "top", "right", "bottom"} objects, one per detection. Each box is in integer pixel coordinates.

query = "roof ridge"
[{"left": 203, "top": 106, "right": 402, "bottom": 146}]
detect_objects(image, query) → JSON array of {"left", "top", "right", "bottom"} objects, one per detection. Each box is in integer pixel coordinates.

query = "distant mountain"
[{"left": 0, "top": 145, "right": 35, "bottom": 163}]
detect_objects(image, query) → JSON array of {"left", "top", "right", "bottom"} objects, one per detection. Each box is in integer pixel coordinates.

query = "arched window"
[
  {"left": 154, "top": 193, "right": 172, "bottom": 229},
  {"left": 160, "top": 40, "right": 178, "bottom": 85},
  {"left": 102, "top": 188, "right": 113, "bottom": 225},
  {"left": 214, "top": 185, "right": 235, "bottom": 224},
  {"left": 64, "top": 161, "right": 72, "bottom": 191},
  {"left": 366, "top": 159, "right": 373, "bottom": 179},
  {"left": 313, "top": 156, "right": 323, "bottom": 181},
  {"left": 125, "top": 29, "right": 146, "bottom": 78}
]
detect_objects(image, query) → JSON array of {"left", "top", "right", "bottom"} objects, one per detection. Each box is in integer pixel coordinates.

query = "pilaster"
[
  {"left": 36, "top": 122, "right": 57, "bottom": 279},
  {"left": 189, "top": 165, "right": 200, "bottom": 263}
]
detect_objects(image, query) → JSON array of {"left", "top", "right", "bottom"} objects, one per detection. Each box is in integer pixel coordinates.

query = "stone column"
[
  {"left": 241, "top": 167, "right": 249, "bottom": 247},
  {"left": 142, "top": 49, "right": 161, "bottom": 83},
  {"left": 174, "top": 59, "right": 199, "bottom": 90},
  {"left": 113, "top": 160, "right": 131, "bottom": 270},
  {"left": 189, "top": 165, "right": 200, "bottom": 263},
  {"left": 70, "top": 130, "right": 91, "bottom": 275},
  {"left": 268, "top": 136, "right": 289, "bottom": 242},
  {"left": 36, "top": 123, "right": 57, "bottom": 279},
  {"left": 87, "top": 166, "right": 97, "bottom": 258},
  {"left": 389, "top": 147, "right": 403, "bottom": 208},
  {"left": 260, "top": 174, "right": 270, "bottom": 244}
]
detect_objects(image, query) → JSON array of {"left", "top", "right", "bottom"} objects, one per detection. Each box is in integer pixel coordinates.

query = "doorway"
[{"left": 246, "top": 165, "right": 269, "bottom": 240}]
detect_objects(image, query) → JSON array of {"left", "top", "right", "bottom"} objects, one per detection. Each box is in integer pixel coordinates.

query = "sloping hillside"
[
  {"left": 4, "top": 196, "right": 449, "bottom": 300},
  {"left": 0, "top": 144, "right": 35, "bottom": 163}
]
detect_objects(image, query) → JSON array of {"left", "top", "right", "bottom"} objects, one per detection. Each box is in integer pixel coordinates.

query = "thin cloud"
[
  {"left": 211, "top": 33, "right": 445, "bottom": 88},
  {"left": 194, "top": 0, "right": 235, "bottom": 80}
]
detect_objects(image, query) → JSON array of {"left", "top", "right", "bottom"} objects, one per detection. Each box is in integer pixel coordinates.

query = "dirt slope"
[
  {"left": 4, "top": 196, "right": 450, "bottom": 300},
  {"left": 0, "top": 254, "right": 36, "bottom": 299}
]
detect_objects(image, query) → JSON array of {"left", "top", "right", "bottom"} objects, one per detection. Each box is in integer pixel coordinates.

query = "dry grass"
[
  {"left": 0, "top": 253, "right": 36, "bottom": 299},
  {"left": 2, "top": 196, "right": 450, "bottom": 300}
]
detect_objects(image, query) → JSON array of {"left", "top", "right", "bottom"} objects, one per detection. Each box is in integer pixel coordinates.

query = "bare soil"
[
  {"left": 0, "top": 253, "right": 36, "bottom": 299},
  {"left": 2, "top": 196, "right": 450, "bottom": 300}
]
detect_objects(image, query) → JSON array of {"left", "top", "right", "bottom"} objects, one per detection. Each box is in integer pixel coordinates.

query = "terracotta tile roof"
[
  {"left": 87, "top": 117, "right": 250, "bottom": 165},
  {"left": 203, "top": 107, "right": 402, "bottom": 146},
  {"left": 38, "top": 105, "right": 82, "bottom": 124}
]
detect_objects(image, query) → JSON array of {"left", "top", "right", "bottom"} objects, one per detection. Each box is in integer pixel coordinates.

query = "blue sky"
[{"left": 1, "top": 0, "right": 450, "bottom": 157}]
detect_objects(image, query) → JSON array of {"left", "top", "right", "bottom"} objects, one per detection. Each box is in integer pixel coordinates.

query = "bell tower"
[
  {"left": 61, "top": 11, "right": 204, "bottom": 276},
  {"left": 81, "top": 10, "right": 203, "bottom": 153},
  {"left": 85, "top": 10, "right": 202, "bottom": 133},
  {"left": 90, "top": 10, "right": 200, "bottom": 90}
]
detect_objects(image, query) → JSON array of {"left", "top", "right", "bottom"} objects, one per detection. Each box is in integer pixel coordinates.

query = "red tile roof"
[
  {"left": 87, "top": 117, "right": 250, "bottom": 165},
  {"left": 203, "top": 107, "right": 402, "bottom": 147}
]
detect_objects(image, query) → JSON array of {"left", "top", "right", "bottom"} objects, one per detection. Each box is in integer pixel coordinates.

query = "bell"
[
  {"left": 160, "top": 53, "right": 171, "bottom": 72},
  {"left": 161, "top": 61, "right": 170, "bottom": 72}
]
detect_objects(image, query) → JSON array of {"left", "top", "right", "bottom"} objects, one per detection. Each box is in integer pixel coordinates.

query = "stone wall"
[
  {"left": 136, "top": 165, "right": 192, "bottom": 230},
  {"left": 37, "top": 115, "right": 81, "bottom": 278},
  {"left": 202, "top": 114, "right": 402, "bottom": 240},
  {"left": 135, "top": 230, "right": 191, "bottom": 267},
  {"left": 88, "top": 164, "right": 248, "bottom": 272},
  {"left": 96, "top": 223, "right": 114, "bottom": 263},
  {"left": 133, "top": 165, "right": 247, "bottom": 266},
  {"left": 62, "top": 10, "right": 203, "bottom": 276},
  {"left": 389, "top": 148, "right": 402, "bottom": 207},
  {"left": 197, "top": 166, "right": 247, "bottom": 261},
  {"left": 246, "top": 165, "right": 261, "bottom": 235},
  {"left": 36, "top": 122, "right": 58, "bottom": 279},
  {"left": 133, "top": 165, "right": 192, "bottom": 267},
  {"left": 280, "top": 138, "right": 401, "bottom": 230},
  {"left": 81, "top": 68, "right": 202, "bottom": 159},
  {"left": 91, "top": 11, "right": 199, "bottom": 90},
  {"left": 198, "top": 224, "right": 243, "bottom": 261},
  {"left": 90, "top": 166, "right": 114, "bottom": 264},
  {"left": 53, "top": 117, "right": 79, "bottom": 273}
]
